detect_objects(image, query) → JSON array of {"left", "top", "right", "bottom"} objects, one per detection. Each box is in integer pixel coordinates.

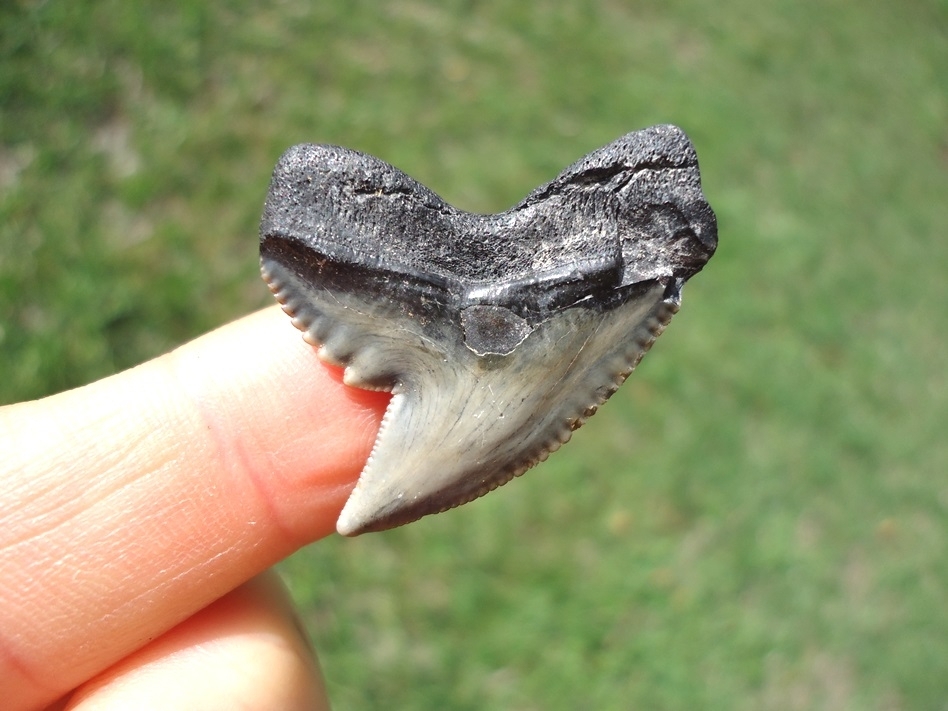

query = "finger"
[
  {"left": 0, "top": 306, "right": 387, "bottom": 710},
  {"left": 63, "top": 570, "right": 330, "bottom": 711}
]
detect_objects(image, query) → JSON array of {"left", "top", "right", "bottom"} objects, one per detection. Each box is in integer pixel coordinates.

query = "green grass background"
[{"left": 2, "top": 0, "right": 947, "bottom": 708}]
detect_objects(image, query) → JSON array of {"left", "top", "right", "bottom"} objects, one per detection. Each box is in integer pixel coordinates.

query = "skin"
[{"left": 0, "top": 307, "right": 389, "bottom": 710}]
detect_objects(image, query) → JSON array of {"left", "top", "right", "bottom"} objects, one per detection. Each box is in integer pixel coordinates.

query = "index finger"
[{"left": 0, "top": 306, "right": 387, "bottom": 711}]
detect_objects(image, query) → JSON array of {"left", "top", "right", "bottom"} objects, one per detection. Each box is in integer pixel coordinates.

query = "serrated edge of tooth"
[
  {"left": 261, "top": 260, "right": 393, "bottom": 391},
  {"left": 414, "top": 294, "right": 681, "bottom": 520},
  {"left": 535, "top": 300, "right": 674, "bottom": 476}
]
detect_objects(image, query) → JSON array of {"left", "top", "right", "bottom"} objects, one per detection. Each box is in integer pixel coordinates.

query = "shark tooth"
[{"left": 260, "top": 124, "right": 717, "bottom": 536}]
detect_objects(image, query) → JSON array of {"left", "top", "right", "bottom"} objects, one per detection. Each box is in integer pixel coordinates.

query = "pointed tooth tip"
[
  {"left": 336, "top": 498, "right": 411, "bottom": 536},
  {"left": 335, "top": 489, "right": 370, "bottom": 536},
  {"left": 337, "top": 517, "right": 379, "bottom": 537},
  {"left": 336, "top": 514, "right": 363, "bottom": 537}
]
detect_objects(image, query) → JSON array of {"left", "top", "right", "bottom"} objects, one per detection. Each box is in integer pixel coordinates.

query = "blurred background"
[{"left": 2, "top": 0, "right": 946, "bottom": 708}]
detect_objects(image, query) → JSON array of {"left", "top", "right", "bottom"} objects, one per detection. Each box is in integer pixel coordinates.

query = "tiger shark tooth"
[{"left": 259, "top": 124, "right": 717, "bottom": 536}]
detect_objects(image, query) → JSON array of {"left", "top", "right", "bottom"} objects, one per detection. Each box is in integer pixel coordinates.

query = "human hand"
[{"left": 0, "top": 307, "right": 389, "bottom": 710}]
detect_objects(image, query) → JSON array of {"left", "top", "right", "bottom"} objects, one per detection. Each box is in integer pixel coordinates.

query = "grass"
[{"left": 3, "top": 0, "right": 947, "bottom": 708}]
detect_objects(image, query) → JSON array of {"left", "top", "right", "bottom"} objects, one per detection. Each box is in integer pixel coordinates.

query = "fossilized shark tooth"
[{"left": 260, "top": 124, "right": 717, "bottom": 536}]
